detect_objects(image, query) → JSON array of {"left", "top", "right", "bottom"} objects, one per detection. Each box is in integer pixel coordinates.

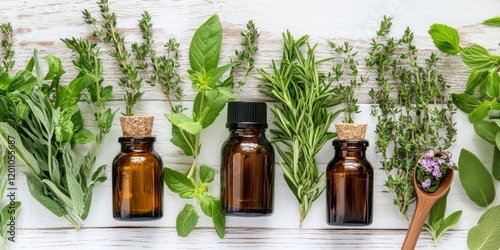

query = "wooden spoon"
[{"left": 401, "top": 160, "right": 455, "bottom": 250}]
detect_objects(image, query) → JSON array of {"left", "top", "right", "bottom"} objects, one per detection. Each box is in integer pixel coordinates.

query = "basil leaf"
[
  {"left": 451, "top": 93, "right": 480, "bottom": 114},
  {"left": 73, "top": 128, "right": 95, "bottom": 144},
  {"left": 193, "top": 90, "right": 229, "bottom": 128},
  {"left": 474, "top": 121, "right": 500, "bottom": 145},
  {"left": 485, "top": 70, "right": 500, "bottom": 98},
  {"left": 468, "top": 102, "right": 490, "bottom": 124},
  {"left": 461, "top": 45, "right": 496, "bottom": 71},
  {"left": 176, "top": 204, "right": 199, "bottom": 237},
  {"left": 465, "top": 71, "right": 488, "bottom": 95},
  {"left": 189, "top": 14, "right": 222, "bottom": 72},
  {"left": 165, "top": 113, "right": 202, "bottom": 135},
  {"left": 467, "top": 205, "right": 500, "bottom": 250},
  {"left": 493, "top": 146, "right": 500, "bottom": 181},
  {"left": 200, "top": 165, "right": 215, "bottom": 184},
  {"left": 200, "top": 195, "right": 216, "bottom": 217},
  {"left": 483, "top": 17, "right": 500, "bottom": 27},
  {"left": 170, "top": 125, "right": 196, "bottom": 156},
  {"left": 163, "top": 167, "right": 195, "bottom": 195},
  {"left": 458, "top": 148, "right": 496, "bottom": 207},
  {"left": 428, "top": 24, "right": 461, "bottom": 55},
  {"left": 436, "top": 210, "right": 462, "bottom": 239}
]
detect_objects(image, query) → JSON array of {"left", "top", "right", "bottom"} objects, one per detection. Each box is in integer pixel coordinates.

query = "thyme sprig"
[
  {"left": 230, "top": 20, "right": 260, "bottom": 87},
  {"left": 0, "top": 23, "right": 14, "bottom": 73},
  {"left": 83, "top": 0, "right": 143, "bottom": 116},
  {"left": 258, "top": 31, "right": 341, "bottom": 227},
  {"left": 368, "top": 16, "right": 456, "bottom": 219}
]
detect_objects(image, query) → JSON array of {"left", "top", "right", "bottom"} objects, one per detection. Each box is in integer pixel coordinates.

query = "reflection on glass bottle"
[
  {"left": 113, "top": 137, "right": 163, "bottom": 220},
  {"left": 327, "top": 139, "right": 373, "bottom": 226},
  {"left": 221, "top": 102, "right": 275, "bottom": 216}
]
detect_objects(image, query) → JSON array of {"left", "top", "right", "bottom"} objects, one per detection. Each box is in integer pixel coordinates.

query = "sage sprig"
[
  {"left": 83, "top": 0, "right": 144, "bottom": 116},
  {"left": 258, "top": 32, "right": 341, "bottom": 227},
  {"left": 369, "top": 16, "right": 456, "bottom": 220}
]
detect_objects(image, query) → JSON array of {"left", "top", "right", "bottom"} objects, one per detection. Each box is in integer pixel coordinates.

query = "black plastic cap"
[{"left": 226, "top": 101, "right": 268, "bottom": 129}]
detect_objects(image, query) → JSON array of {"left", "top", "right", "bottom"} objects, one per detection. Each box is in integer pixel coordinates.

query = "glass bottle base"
[
  {"left": 224, "top": 207, "right": 273, "bottom": 217},
  {"left": 113, "top": 210, "right": 163, "bottom": 221}
]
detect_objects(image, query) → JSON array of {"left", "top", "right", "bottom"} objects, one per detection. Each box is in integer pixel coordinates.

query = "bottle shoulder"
[{"left": 222, "top": 136, "right": 274, "bottom": 155}]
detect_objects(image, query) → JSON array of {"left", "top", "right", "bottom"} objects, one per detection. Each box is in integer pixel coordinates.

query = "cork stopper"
[
  {"left": 119, "top": 116, "right": 154, "bottom": 137},
  {"left": 334, "top": 123, "right": 367, "bottom": 140}
]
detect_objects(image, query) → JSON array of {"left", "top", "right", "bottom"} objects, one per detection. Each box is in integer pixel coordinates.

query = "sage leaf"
[
  {"left": 81, "top": 192, "right": 93, "bottom": 221},
  {"left": 0, "top": 201, "right": 20, "bottom": 227},
  {"left": 484, "top": 17, "right": 500, "bottom": 27},
  {"left": 452, "top": 93, "right": 480, "bottom": 114},
  {"left": 461, "top": 45, "right": 496, "bottom": 71},
  {"left": 467, "top": 205, "right": 500, "bottom": 250},
  {"left": 435, "top": 210, "right": 462, "bottom": 239},
  {"left": 493, "top": 146, "right": 500, "bottom": 181},
  {"left": 73, "top": 128, "right": 95, "bottom": 144},
  {"left": 163, "top": 167, "right": 195, "bottom": 195},
  {"left": 0, "top": 123, "right": 40, "bottom": 173},
  {"left": 176, "top": 204, "right": 199, "bottom": 237},
  {"left": 67, "top": 175, "right": 85, "bottom": 215},
  {"left": 458, "top": 148, "right": 496, "bottom": 207},
  {"left": 189, "top": 14, "right": 222, "bottom": 72},
  {"left": 465, "top": 71, "right": 489, "bottom": 95},
  {"left": 428, "top": 24, "right": 461, "bottom": 55},
  {"left": 25, "top": 171, "right": 67, "bottom": 217},
  {"left": 199, "top": 165, "right": 215, "bottom": 183},
  {"left": 469, "top": 102, "right": 490, "bottom": 124},
  {"left": 474, "top": 121, "right": 500, "bottom": 145},
  {"left": 170, "top": 125, "right": 195, "bottom": 156},
  {"left": 165, "top": 113, "right": 202, "bottom": 135}
]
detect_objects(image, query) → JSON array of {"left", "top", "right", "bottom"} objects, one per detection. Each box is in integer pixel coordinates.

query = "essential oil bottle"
[
  {"left": 112, "top": 137, "right": 163, "bottom": 220},
  {"left": 326, "top": 139, "right": 373, "bottom": 226},
  {"left": 221, "top": 101, "right": 275, "bottom": 216}
]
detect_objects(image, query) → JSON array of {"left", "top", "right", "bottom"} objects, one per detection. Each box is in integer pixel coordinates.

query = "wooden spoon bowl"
[{"left": 401, "top": 157, "right": 455, "bottom": 250}]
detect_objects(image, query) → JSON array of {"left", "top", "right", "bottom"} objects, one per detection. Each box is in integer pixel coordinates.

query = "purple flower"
[
  {"left": 419, "top": 158, "right": 434, "bottom": 172},
  {"left": 425, "top": 150, "right": 435, "bottom": 158},
  {"left": 447, "top": 160, "right": 454, "bottom": 168},
  {"left": 432, "top": 167, "right": 442, "bottom": 178},
  {"left": 422, "top": 179, "right": 431, "bottom": 188}
]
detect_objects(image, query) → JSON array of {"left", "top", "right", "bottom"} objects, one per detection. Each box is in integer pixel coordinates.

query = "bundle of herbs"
[
  {"left": 368, "top": 16, "right": 457, "bottom": 227},
  {"left": 258, "top": 32, "right": 342, "bottom": 227},
  {"left": 0, "top": 36, "right": 114, "bottom": 229}
]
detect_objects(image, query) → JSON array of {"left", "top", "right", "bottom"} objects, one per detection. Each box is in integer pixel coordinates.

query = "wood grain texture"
[{"left": 2, "top": 0, "right": 500, "bottom": 249}]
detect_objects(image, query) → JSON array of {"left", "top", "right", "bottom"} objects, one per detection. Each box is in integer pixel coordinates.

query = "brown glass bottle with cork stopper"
[
  {"left": 221, "top": 101, "right": 275, "bottom": 216},
  {"left": 326, "top": 139, "right": 373, "bottom": 225},
  {"left": 112, "top": 137, "right": 163, "bottom": 220}
]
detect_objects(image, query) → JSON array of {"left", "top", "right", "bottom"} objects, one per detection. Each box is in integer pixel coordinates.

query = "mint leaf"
[
  {"left": 163, "top": 167, "right": 196, "bottom": 195},
  {"left": 428, "top": 24, "right": 461, "bottom": 55},
  {"left": 484, "top": 17, "right": 500, "bottom": 27},
  {"left": 211, "top": 199, "right": 225, "bottom": 238},
  {"left": 468, "top": 102, "right": 490, "bottom": 124},
  {"left": 165, "top": 113, "right": 202, "bottom": 135},
  {"left": 193, "top": 90, "right": 229, "bottom": 128},
  {"left": 199, "top": 165, "right": 215, "bottom": 183},
  {"left": 44, "top": 55, "right": 66, "bottom": 81},
  {"left": 465, "top": 71, "right": 488, "bottom": 95},
  {"left": 170, "top": 125, "right": 196, "bottom": 156},
  {"left": 474, "top": 121, "right": 500, "bottom": 145},
  {"left": 461, "top": 45, "right": 496, "bottom": 71},
  {"left": 189, "top": 14, "right": 222, "bottom": 72},
  {"left": 176, "top": 204, "right": 199, "bottom": 237},
  {"left": 467, "top": 205, "right": 500, "bottom": 250},
  {"left": 452, "top": 93, "right": 480, "bottom": 114},
  {"left": 458, "top": 148, "right": 496, "bottom": 207},
  {"left": 73, "top": 128, "right": 95, "bottom": 144},
  {"left": 493, "top": 146, "right": 500, "bottom": 181},
  {"left": 200, "top": 195, "right": 216, "bottom": 217}
]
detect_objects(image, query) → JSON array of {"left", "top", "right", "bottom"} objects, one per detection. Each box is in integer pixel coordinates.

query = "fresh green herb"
[
  {"left": 0, "top": 143, "right": 21, "bottom": 248},
  {"left": 83, "top": 0, "right": 144, "bottom": 116},
  {"left": 467, "top": 204, "right": 500, "bottom": 250},
  {"left": 229, "top": 20, "right": 260, "bottom": 88},
  {"left": 329, "top": 41, "right": 370, "bottom": 123},
  {"left": 369, "top": 16, "right": 456, "bottom": 220},
  {"left": 457, "top": 148, "right": 496, "bottom": 207},
  {"left": 423, "top": 192, "right": 462, "bottom": 247},
  {"left": 0, "top": 23, "right": 14, "bottom": 74},
  {"left": 415, "top": 150, "right": 454, "bottom": 193},
  {"left": 258, "top": 31, "right": 341, "bottom": 227}
]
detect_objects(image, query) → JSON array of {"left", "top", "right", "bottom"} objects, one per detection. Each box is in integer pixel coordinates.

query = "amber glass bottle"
[
  {"left": 112, "top": 137, "right": 163, "bottom": 220},
  {"left": 326, "top": 139, "right": 373, "bottom": 226},
  {"left": 221, "top": 102, "right": 274, "bottom": 216}
]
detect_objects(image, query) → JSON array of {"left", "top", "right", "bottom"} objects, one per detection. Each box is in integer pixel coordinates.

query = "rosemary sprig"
[
  {"left": 368, "top": 16, "right": 456, "bottom": 219},
  {"left": 83, "top": 0, "right": 143, "bottom": 116},
  {"left": 0, "top": 23, "right": 14, "bottom": 73},
  {"left": 258, "top": 31, "right": 341, "bottom": 227}
]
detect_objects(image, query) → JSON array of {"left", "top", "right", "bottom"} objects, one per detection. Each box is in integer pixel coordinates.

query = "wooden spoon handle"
[{"left": 401, "top": 201, "right": 435, "bottom": 250}]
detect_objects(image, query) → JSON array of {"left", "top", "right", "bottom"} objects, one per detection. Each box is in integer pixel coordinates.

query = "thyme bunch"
[
  {"left": 83, "top": 0, "right": 143, "bottom": 116},
  {"left": 368, "top": 17, "right": 456, "bottom": 219},
  {"left": 230, "top": 21, "right": 259, "bottom": 87},
  {"left": 258, "top": 31, "right": 341, "bottom": 227},
  {"left": 0, "top": 23, "right": 14, "bottom": 73}
]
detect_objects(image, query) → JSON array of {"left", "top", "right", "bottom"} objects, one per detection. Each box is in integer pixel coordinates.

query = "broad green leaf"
[
  {"left": 165, "top": 113, "right": 202, "bottom": 135},
  {"left": 58, "top": 75, "right": 91, "bottom": 109},
  {"left": 176, "top": 204, "right": 199, "bottom": 237},
  {"left": 25, "top": 171, "right": 67, "bottom": 217},
  {"left": 67, "top": 175, "right": 85, "bottom": 216},
  {"left": 493, "top": 146, "right": 500, "bottom": 181},
  {"left": 44, "top": 55, "right": 66, "bottom": 81},
  {"left": 0, "top": 123, "right": 40, "bottom": 173},
  {"left": 0, "top": 201, "right": 21, "bottom": 228},
  {"left": 468, "top": 205, "right": 500, "bottom": 250},
  {"left": 193, "top": 90, "right": 229, "bottom": 128},
  {"left": 210, "top": 199, "right": 225, "bottom": 238},
  {"left": 163, "top": 167, "right": 196, "bottom": 195},
  {"left": 98, "top": 108, "right": 117, "bottom": 134},
  {"left": 451, "top": 93, "right": 480, "bottom": 114},
  {"left": 484, "top": 17, "right": 500, "bottom": 27},
  {"left": 461, "top": 45, "right": 496, "bottom": 71},
  {"left": 465, "top": 71, "right": 489, "bottom": 95},
  {"left": 189, "top": 14, "right": 222, "bottom": 72},
  {"left": 474, "top": 121, "right": 500, "bottom": 145},
  {"left": 199, "top": 165, "right": 215, "bottom": 184},
  {"left": 200, "top": 195, "right": 216, "bottom": 217},
  {"left": 81, "top": 192, "right": 93, "bottom": 221},
  {"left": 5, "top": 70, "right": 37, "bottom": 93},
  {"left": 429, "top": 191, "right": 448, "bottom": 226},
  {"left": 435, "top": 210, "right": 462, "bottom": 239},
  {"left": 205, "top": 63, "right": 234, "bottom": 86},
  {"left": 428, "top": 24, "right": 461, "bottom": 55},
  {"left": 90, "top": 165, "right": 107, "bottom": 190},
  {"left": 458, "top": 148, "right": 496, "bottom": 207},
  {"left": 73, "top": 128, "right": 95, "bottom": 144},
  {"left": 469, "top": 102, "right": 490, "bottom": 124},
  {"left": 42, "top": 179, "right": 74, "bottom": 209},
  {"left": 170, "top": 125, "right": 196, "bottom": 156},
  {"left": 485, "top": 70, "right": 500, "bottom": 98}
]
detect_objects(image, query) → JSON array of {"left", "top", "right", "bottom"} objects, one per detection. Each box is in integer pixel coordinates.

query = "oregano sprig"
[{"left": 0, "top": 23, "right": 14, "bottom": 74}]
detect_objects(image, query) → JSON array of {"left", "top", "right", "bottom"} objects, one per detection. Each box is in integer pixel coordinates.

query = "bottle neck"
[
  {"left": 334, "top": 147, "right": 366, "bottom": 159},
  {"left": 229, "top": 127, "right": 266, "bottom": 137},
  {"left": 119, "top": 137, "right": 155, "bottom": 153}
]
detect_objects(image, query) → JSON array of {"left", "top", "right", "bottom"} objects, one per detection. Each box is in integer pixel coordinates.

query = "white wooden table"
[{"left": 2, "top": 0, "right": 500, "bottom": 249}]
